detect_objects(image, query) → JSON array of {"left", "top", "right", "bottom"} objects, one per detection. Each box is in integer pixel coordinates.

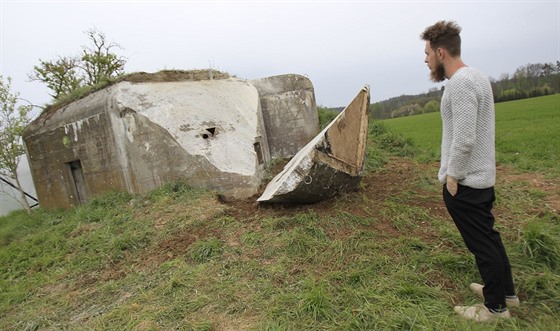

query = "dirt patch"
[
  {"left": 224, "top": 157, "right": 445, "bottom": 240},
  {"left": 497, "top": 164, "right": 560, "bottom": 214},
  {"left": 222, "top": 158, "right": 559, "bottom": 244}
]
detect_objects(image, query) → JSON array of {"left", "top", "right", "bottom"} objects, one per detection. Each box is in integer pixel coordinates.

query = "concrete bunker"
[{"left": 23, "top": 70, "right": 320, "bottom": 210}]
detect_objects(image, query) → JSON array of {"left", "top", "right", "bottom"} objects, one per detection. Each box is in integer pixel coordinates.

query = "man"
[{"left": 420, "top": 21, "right": 519, "bottom": 322}]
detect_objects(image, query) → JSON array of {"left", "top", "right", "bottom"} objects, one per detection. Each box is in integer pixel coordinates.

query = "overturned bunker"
[{"left": 258, "top": 85, "right": 370, "bottom": 203}]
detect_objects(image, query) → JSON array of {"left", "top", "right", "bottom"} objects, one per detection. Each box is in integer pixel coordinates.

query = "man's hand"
[{"left": 446, "top": 176, "right": 458, "bottom": 196}]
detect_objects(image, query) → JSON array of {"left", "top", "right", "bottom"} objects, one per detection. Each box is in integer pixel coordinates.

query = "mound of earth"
[
  {"left": 118, "top": 69, "right": 231, "bottom": 83},
  {"left": 41, "top": 69, "right": 232, "bottom": 117}
]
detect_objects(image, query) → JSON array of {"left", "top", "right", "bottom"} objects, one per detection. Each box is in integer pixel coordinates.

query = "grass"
[
  {"left": 1, "top": 96, "right": 559, "bottom": 330},
  {"left": 494, "top": 95, "right": 560, "bottom": 174},
  {"left": 382, "top": 94, "right": 560, "bottom": 174}
]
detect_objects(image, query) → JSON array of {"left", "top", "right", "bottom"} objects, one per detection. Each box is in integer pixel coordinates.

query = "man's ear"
[
  {"left": 437, "top": 47, "right": 445, "bottom": 60},
  {"left": 436, "top": 47, "right": 445, "bottom": 60}
]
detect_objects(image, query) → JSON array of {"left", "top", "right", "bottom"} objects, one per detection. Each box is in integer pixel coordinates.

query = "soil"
[
  {"left": 224, "top": 158, "right": 443, "bottom": 237},
  {"left": 226, "top": 159, "right": 560, "bottom": 220},
  {"left": 126, "top": 157, "right": 560, "bottom": 273},
  {"left": 497, "top": 164, "right": 560, "bottom": 214},
  {"left": 120, "top": 69, "right": 230, "bottom": 83}
]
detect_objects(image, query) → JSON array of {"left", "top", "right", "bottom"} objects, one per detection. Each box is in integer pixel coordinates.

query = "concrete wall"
[
  {"left": 23, "top": 78, "right": 271, "bottom": 209},
  {"left": 111, "top": 79, "right": 270, "bottom": 198},
  {"left": 251, "top": 74, "right": 319, "bottom": 159},
  {"left": 24, "top": 91, "right": 121, "bottom": 209}
]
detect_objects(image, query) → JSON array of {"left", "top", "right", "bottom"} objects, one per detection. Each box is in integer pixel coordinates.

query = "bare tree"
[
  {"left": 0, "top": 76, "right": 34, "bottom": 214},
  {"left": 79, "top": 28, "right": 127, "bottom": 86},
  {"left": 28, "top": 28, "right": 126, "bottom": 101}
]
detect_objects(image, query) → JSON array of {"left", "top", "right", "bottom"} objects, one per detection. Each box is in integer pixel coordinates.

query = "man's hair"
[{"left": 421, "top": 21, "right": 462, "bottom": 57}]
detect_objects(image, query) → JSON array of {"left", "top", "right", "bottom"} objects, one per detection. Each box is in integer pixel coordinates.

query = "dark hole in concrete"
[
  {"left": 254, "top": 142, "right": 263, "bottom": 164},
  {"left": 203, "top": 127, "right": 216, "bottom": 139}
]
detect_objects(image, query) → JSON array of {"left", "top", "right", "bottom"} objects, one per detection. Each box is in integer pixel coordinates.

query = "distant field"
[{"left": 381, "top": 94, "right": 560, "bottom": 175}]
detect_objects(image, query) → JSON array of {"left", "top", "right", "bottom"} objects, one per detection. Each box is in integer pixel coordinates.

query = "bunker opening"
[
  {"left": 202, "top": 127, "right": 216, "bottom": 139},
  {"left": 66, "top": 160, "right": 87, "bottom": 205}
]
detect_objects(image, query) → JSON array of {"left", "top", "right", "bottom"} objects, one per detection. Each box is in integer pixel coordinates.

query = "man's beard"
[{"left": 430, "top": 62, "right": 446, "bottom": 82}]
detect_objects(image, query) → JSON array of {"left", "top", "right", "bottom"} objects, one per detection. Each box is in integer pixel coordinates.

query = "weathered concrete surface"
[
  {"left": 24, "top": 91, "right": 115, "bottom": 209},
  {"left": 250, "top": 74, "right": 319, "bottom": 159},
  {"left": 257, "top": 85, "right": 370, "bottom": 203},
  {"left": 23, "top": 76, "right": 272, "bottom": 209}
]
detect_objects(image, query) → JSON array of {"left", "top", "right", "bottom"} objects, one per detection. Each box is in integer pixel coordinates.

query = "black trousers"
[{"left": 443, "top": 184, "right": 515, "bottom": 310}]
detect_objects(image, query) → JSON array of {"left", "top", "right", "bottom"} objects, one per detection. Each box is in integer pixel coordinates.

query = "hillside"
[
  {"left": 369, "top": 61, "right": 560, "bottom": 119},
  {"left": 1, "top": 99, "right": 559, "bottom": 330}
]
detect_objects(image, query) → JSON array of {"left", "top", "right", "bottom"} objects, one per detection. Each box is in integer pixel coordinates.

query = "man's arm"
[{"left": 447, "top": 74, "right": 478, "bottom": 184}]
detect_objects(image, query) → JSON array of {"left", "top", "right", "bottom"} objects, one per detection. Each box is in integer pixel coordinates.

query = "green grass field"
[
  {"left": 382, "top": 94, "right": 560, "bottom": 175},
  {"left": 1, "top": 97, "right": 559, "bottom": 330}
]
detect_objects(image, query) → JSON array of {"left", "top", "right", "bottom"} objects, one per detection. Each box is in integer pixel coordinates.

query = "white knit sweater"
[{"left": 438, "top": 67, "right": 496, "bottom": 189}]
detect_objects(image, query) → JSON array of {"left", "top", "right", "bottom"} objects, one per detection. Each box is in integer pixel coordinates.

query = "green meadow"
[
  {"left": 382, "top": 94, "right": 560, "bottom": 176},
  {"left": 1, "top": 96, "right": 559, "bottom": 330}
]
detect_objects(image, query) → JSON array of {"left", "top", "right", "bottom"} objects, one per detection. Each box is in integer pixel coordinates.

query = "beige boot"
[
  {"left": 469, "top": 283, "right": 520, "bottom": 307},
  {"left": 454, "top": 303, "right": 511, "bottom": 322}
]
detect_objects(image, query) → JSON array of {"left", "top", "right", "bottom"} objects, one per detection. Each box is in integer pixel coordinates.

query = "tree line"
[{"left": 370, "top": 61, "right": 560, "bottom": 119}]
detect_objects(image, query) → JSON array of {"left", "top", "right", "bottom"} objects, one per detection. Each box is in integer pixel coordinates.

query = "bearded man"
[{"left": 421, "top": 20, "right": 519, "bottom": 322}]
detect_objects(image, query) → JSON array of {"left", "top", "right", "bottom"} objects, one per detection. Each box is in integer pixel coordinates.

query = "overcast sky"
[{"left": 1, "top": 0, "right": 559, "bottom": 108}]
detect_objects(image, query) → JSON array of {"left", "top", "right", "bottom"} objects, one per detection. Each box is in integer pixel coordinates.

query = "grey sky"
[{"left": 1, "top": 0, "right": 558, "bottom": 108}]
